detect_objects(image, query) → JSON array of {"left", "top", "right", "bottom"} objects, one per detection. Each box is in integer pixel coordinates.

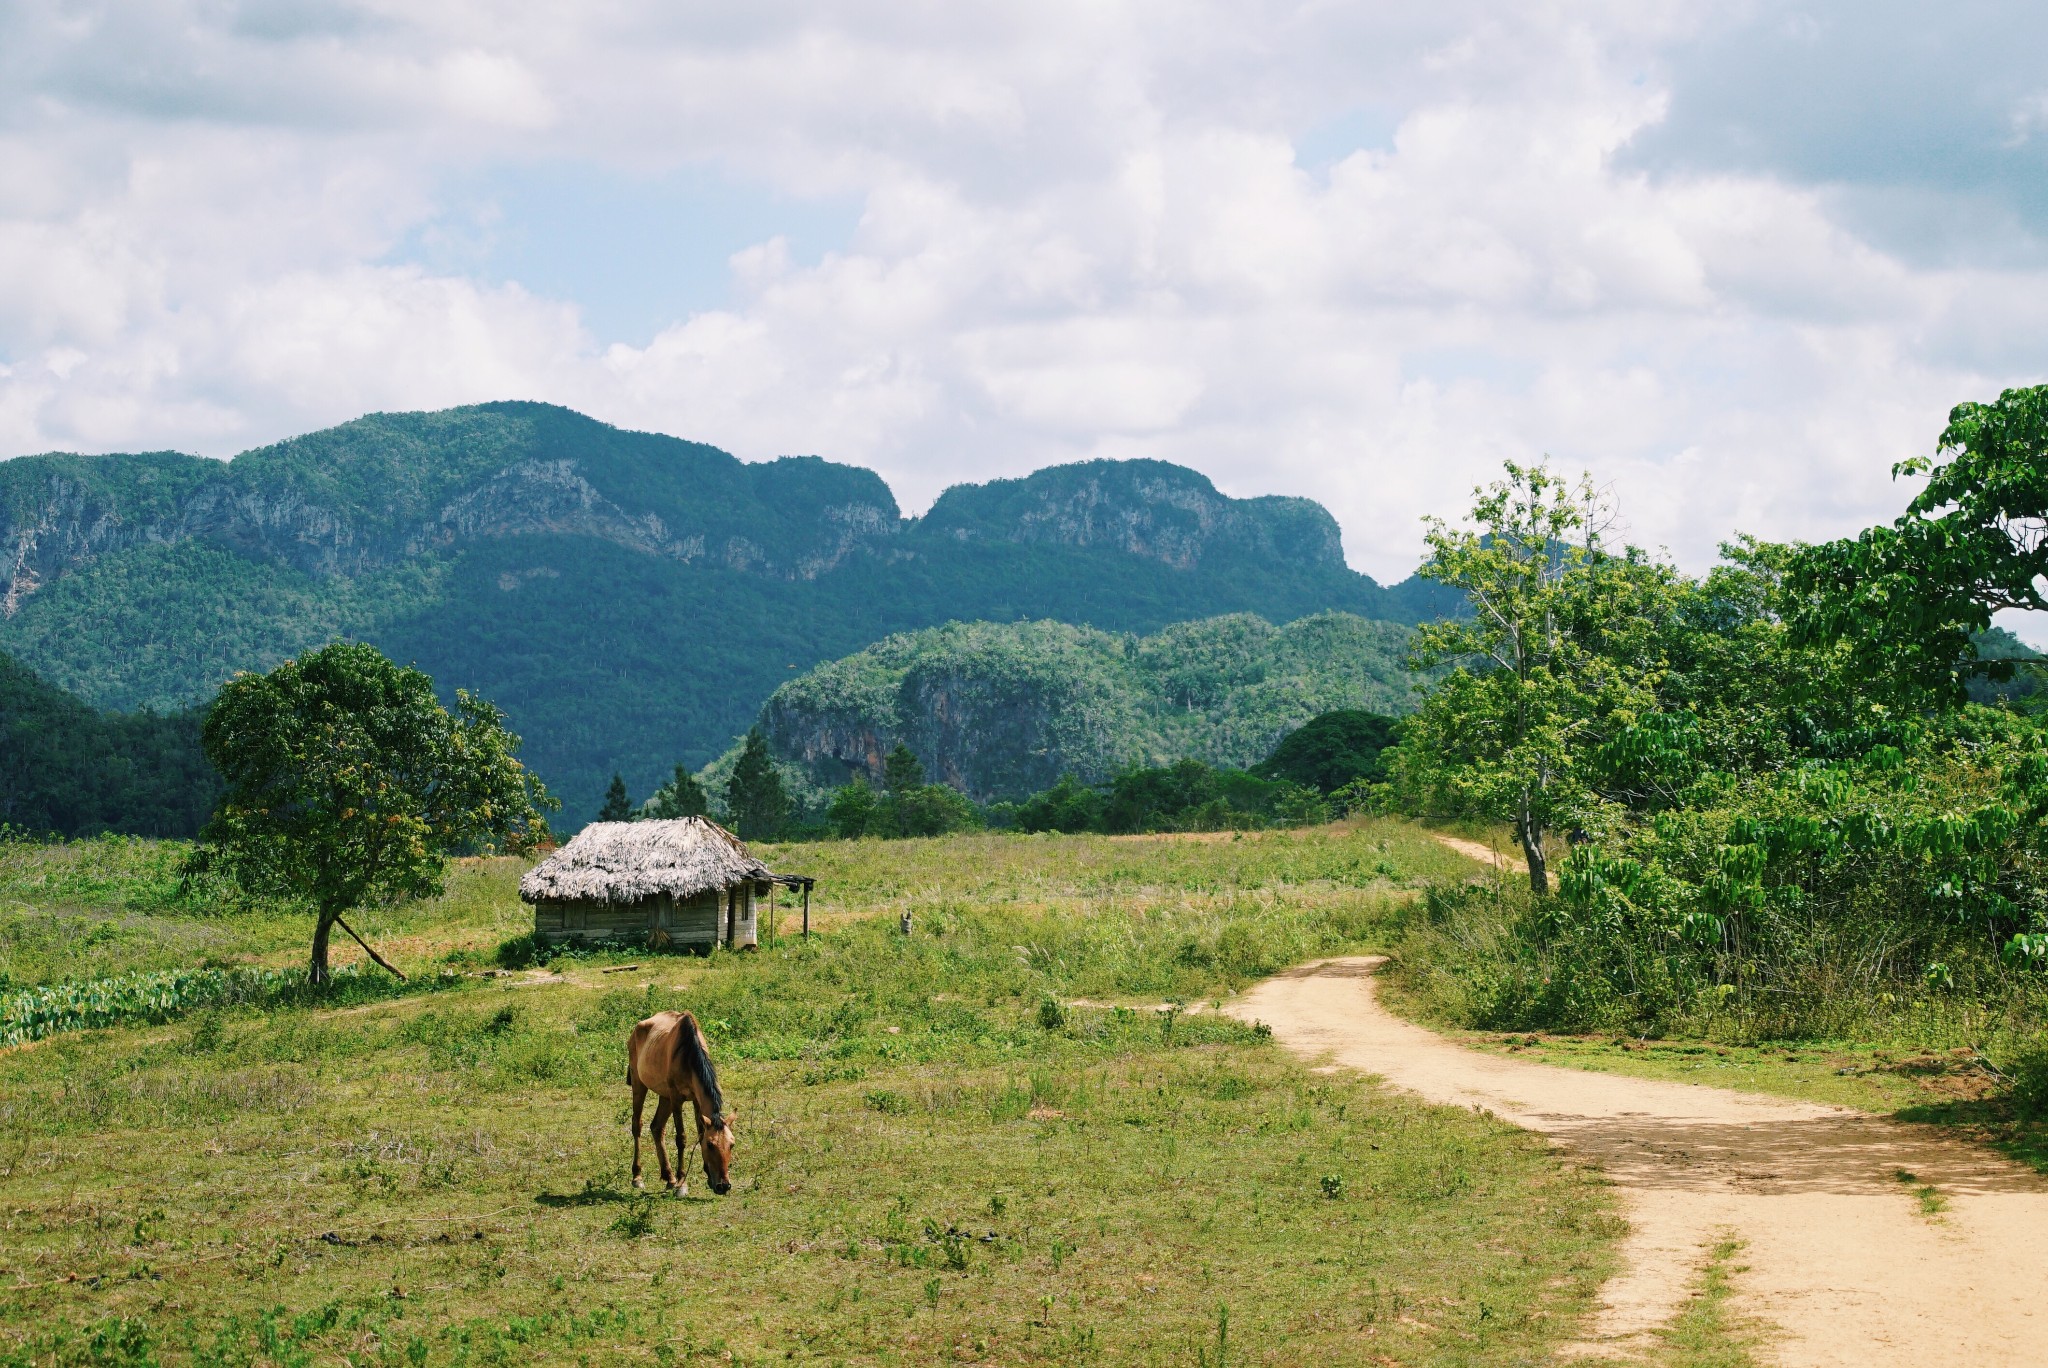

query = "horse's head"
[{"left": 699, "top": 1107, "right": 736, "bottom": 1195}]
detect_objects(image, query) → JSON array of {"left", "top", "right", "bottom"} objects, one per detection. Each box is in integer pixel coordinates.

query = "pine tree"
[
  {"left": 597, "top": 772, "right": 634, "bottom": 822},
  {"left": 726, "top": 730, "right": 790, "bottom": 840},
  {"left": 648, "top": 762, "right": 709, "bottom": 819},
  {"left": 883, "top": 743, "right": 925, "bottom": 793}
]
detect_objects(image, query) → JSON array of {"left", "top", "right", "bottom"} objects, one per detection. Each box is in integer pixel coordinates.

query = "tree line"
[{"left": 1382, "top": 383, "right": 2048, "bottom": 1036}]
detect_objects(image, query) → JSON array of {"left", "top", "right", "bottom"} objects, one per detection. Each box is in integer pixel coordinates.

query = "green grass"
[
  {"left": 1654, "top": 1239, "right": 1762, "bottom": 1368},
  {"left": 0, "top": 819, "right": 1623, "bottom": 1365}
]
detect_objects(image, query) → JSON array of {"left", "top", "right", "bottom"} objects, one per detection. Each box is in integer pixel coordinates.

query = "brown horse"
[{"left": 626, "top": 1009, "right": 736, "bottom": 1196}]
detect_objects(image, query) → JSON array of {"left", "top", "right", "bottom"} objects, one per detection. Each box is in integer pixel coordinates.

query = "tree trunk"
[
  {"left": 310, "top": 909, "right": 339, "bottom": 985},
  {"left": 1518, "top": 797, "right": 1549, "bottom": 896}
]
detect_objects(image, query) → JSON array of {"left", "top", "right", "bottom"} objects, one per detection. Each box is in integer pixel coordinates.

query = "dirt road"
[{"left": 1228, "top": 957, "right": 2048, "bottom": 1364}]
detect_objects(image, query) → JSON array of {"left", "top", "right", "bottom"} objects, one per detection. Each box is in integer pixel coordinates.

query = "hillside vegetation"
[
  {"left": 0, "top": 652, "right": 214, "bottom": 837},
  {"left": 0, "top": 403, "right": 1454, "bottom": 818},
  {"left": 759, "top": 611, "right": 1415, "bottom": 801}
]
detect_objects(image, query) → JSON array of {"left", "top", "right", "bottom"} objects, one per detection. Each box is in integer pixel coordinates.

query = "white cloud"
[{"left": 0, "top": 0, "right": 2041, "bottom": 583}]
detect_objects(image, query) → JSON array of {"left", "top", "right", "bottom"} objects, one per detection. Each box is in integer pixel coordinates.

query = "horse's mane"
[{"left": 676, "top": 1012, "right": 725, "bottom": 1119}]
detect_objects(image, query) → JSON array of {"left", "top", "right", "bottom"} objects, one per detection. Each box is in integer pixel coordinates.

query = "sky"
[{"left": 3, "top": 1, "right": 2046, "bottom": 584}]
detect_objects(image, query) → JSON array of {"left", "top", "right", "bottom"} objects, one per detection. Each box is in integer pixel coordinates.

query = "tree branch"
[{"left": 333, "top": 915, "right": 408, "bottom": 980}]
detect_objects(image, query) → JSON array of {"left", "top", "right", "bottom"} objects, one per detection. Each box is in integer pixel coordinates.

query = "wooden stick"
[
  {"left": 601, "top": 964, "right": 643, "bottom": 974},
  {"left": 333, "top": 916, "right": 407, "bottom": 980}
]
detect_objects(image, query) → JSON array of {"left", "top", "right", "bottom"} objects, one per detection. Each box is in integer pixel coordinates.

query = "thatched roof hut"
[{"left": 519, "top": 816, "right": 812, "bottom": 949}]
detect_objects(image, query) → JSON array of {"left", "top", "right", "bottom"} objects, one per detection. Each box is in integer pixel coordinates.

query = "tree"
[
  {"left": 1397, "top": 463, "right": 1671, "bottom": 893},
  {"left": 597, "top": 773, "right": 634, "bottom": 822},
  {"left": 1789, "top": 384, "right": 2048, "bottom": 703},
  {"left": 1015, "top": 775, "right": 1107, "bottom": 834},
  {"left": 1255, "top": 710, "right": 1401, "bottom": 793},
  {"left": 727, "top": 729, "right": 790, "bottom": 840},
  {"left": 828, "top": 775, "right": 878, "bottom": 838},
  {"left": 646, "top": 763, "right": 709, "bottom": 819},
  {"left": 889, "top": 782, "right": 981, "bottom": 837},
  {"left": 193, "top": 642, "right": 553, "bottom": 984},
  {"left": 883, "top": 743, "right": 925, "bottom": 793}
]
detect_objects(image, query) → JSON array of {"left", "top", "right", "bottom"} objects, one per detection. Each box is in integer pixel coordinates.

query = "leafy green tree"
[
  {"left": 727, "top": 729, "right": 791, "bottom": 840},
  {"left": 1397, "top": 463, "right": 1673, "bottom": 893},
  {"left": 888, "top": 783, "right": 981, "bottom": 837},
  {"left": 192, "top": 641, "right": 552, "bottom": 984},
  {"left": 1015, "top": 775, "right": 1107, "bottom": 834},
  {"left": 883, "top": 743, "right": 925, "bottom": 793},
  {"left": 1255, "top": 710, "right": 1401, "bottom": 792},
  {"left": 597, "top": 773, "right": 633, "bottom": 822},
  {"left": 646, "top": 763, "right": 710, "bottom": 819},
  {"left": 828, "top": 775, "right": 878, "bottom": 838},
  {"left": 1789, "top": 384, "right": 2048, "bottom": 703}
]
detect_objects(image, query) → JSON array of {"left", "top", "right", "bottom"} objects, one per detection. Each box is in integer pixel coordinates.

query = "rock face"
[
  {"left": 761, "top": 613, "right": 1416, "bottom": 802},
  {"left": 918, "top": 459, "right": 1345, "bottom": 572}
]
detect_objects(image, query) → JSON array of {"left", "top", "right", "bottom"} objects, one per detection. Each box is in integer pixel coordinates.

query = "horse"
[{"left": 625, "top": 1009, "right": 736, "bottom": 1196}]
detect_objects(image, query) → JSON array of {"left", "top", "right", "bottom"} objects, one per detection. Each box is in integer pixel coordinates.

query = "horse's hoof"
[{"left": 632, "top": 1177, "right": 644, "bottom": 1190}]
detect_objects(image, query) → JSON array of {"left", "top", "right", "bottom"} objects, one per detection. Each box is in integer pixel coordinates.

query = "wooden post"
[
  {"left": 725, "top": 888, "right": 737, "bottom": 948},
  {"left": 802, "top": 882, "right": 810, "bottom": 939}
]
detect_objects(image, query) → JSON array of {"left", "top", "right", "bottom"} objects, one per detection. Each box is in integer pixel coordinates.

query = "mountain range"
[{"left": 1, "top": 402, "right": 1450, "bottom": 818}]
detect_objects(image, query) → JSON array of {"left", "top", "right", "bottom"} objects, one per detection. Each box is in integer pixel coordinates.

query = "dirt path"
[
  {"left": 1227, "top": 957, "right": 2048, "bottom": 1364},
  {"left": 1427, "top": 829, "right": 1527, "bottom": 872}
]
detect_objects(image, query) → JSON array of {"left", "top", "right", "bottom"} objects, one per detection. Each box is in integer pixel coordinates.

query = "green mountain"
[
  {"left": 755, "top": 612, "right": 1417, "bottom": 802},
  {"left": 0, "top": 651, "right": 215, "bottom": 837},
  {"left": 0, "top": 402, "right": 1452, "bottom": 818}
]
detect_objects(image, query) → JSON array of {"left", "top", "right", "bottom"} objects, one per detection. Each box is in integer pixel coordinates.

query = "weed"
[{"left": 610, "top": 1194, "right": 657, "bottom": 1239}]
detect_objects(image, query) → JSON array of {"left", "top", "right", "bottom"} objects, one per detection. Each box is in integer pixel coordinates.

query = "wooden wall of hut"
[{"left": 533, "top": 888, "right": 730, "bottom": 948}]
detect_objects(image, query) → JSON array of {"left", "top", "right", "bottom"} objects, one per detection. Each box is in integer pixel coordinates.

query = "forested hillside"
[
  {"left": 0, "top": 652, "right": 214, "bottom": 836},
  {"left": 756, "top": 611, "right": 1416, "bottom": 801},
  {"left": 0, "top": 402, "right": 1453, "bottom": 817}
]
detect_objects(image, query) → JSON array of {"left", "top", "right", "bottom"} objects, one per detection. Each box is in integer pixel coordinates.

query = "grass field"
[{"left": 0, "top": 822, "right": 1623, "bottom": 1366}]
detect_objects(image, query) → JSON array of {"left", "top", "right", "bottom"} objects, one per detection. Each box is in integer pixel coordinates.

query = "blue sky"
[
  {"left": 1, "top": 1, "right": 2044, "bottom": 582},
  {"left": 390, "top": 163, "right": 863, "bottom": 344}
]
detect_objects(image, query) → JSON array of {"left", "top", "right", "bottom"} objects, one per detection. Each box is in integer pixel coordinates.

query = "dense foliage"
[
  {"left": 0, "top": 403, "right": 1454, "bottom": 820},
  {"left": 0, "top": 650, "right": 217, "bottom": 837},
  {"left": 1008, "top": 760, "right": 1331, "bottom": 835},
  {"left": 1252, "top": 708, "right": 1401, "bottom": 793},
  {"left": 1393, "top": 387, "right": 2048, "bottom": 1046},
  {"left": 193, "top": 643, "right": 553, "bottom": 981}
]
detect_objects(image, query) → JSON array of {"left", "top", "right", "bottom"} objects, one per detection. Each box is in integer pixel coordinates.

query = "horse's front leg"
[
  {"left": 630, "top": 1080, "right": 648, "bottom": 1190},
  {"left": 650, "top": 1097, "right": 676, "bottom": 1192}
]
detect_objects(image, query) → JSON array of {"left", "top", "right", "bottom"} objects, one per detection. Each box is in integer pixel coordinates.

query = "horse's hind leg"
[
  {"left": 630, "top": 1080, "right": 648, "bottom": 1190},
  {"left": 650, "top": 1097, "right": 677, "bottom": 1192}
]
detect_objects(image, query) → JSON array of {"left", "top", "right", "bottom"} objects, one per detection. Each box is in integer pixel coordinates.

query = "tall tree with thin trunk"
[
  {"left": 193, "top": 642, "right": 554, "bottom": 983},
  {"left": 1396, "top": 463, "right": 1668, "bottom": 894}
]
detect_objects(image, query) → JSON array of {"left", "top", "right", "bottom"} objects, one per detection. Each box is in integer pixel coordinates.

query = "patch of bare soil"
[
  {"left": 1227, "top": 956, "right": 2048, "bottom": 1365},
  {"left": 1428, "top": 830, "right": 1528, "bottom": 872}
]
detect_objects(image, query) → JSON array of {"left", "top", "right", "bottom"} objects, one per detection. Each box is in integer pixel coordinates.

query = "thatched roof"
[{"left": 519, "top": 817, "right": 773, "bottom": 904}]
